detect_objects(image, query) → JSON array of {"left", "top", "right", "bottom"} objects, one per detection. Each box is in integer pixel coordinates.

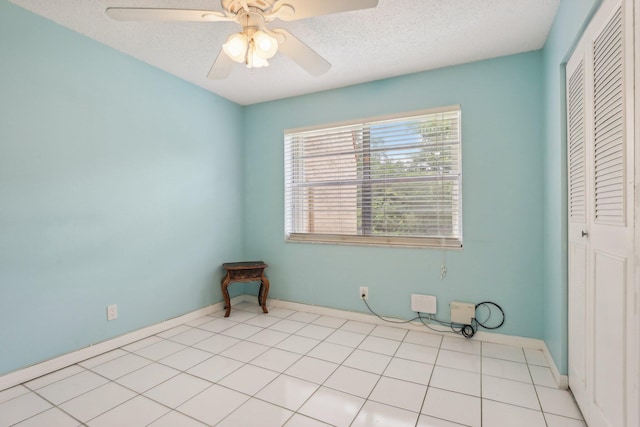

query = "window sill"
[{"left": 285, "top": 233, "right": 463, "bottom": 249}]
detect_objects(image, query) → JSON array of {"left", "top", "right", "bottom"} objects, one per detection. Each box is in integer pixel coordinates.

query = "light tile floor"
[{"left": 0, "top": 302, "right": 586, "bottom": 426}]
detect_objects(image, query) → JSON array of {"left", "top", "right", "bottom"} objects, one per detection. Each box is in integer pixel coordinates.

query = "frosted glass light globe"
[
  {"left": 223, "top": 33, "right": 248, "bottom": 63},
  {"left": 247, "top": 49, "right": 269, "bottom": 68},
  {"left": 253, "top": 30, "right": 278, "bottom": 59}
]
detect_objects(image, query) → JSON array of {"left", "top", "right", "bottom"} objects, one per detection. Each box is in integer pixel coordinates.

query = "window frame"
[{"left": 284, "top": 105, "right": 463, "bottom": 249}]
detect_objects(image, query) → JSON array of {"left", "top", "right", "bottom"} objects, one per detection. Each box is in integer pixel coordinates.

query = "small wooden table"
[{"left": 221, "top": 261, "right": 269, "bottom": 318}]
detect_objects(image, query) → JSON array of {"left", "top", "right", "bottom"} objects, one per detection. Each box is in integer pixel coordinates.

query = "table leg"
[
  {"left": 221, "top": 273, "right": 231, "bottom": 317},
  {"left": 260, "top": 274, "right": 269, "bottom": 313}
]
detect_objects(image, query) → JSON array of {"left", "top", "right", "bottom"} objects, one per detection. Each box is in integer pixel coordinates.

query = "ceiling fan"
[{"left": 106, "top": 0, "right": 379, "bottom": 79}]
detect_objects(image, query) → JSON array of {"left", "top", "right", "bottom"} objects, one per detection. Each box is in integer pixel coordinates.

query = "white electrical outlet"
[
  {"left": 107, "top": 304, "right": 118, "bottom": 321},
  {"left": 359, "top": 286, "right": 369, "bottom": 300},
  {"left": 411, "top": 294, "right": 437, "bottom": 314}
]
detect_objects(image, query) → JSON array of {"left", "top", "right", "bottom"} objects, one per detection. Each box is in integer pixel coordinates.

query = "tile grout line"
[
  {"left": 480, "top": 341, "right": 483, "bottom": 427},
  {"left": 7, "top": 310, "right": 457, "bottom": 426},
  {"left": 29, "top": 312, "right": 226, "bottom": 426},
  {"left": 68, "top": 357, "right": 184, "bottom": 426},
  {"left": 206, "top": 307, "right": 321, "bottom": 426},
  {"left": 144, "top": 309, "right": 259, "bottom": 426},
  {"left": 346, "top": 323, "right": 410, "bottom": 426},
  {"left": 2, "top": 305, "right": 582, "bottom": 427},
  {"left": 29, "top": 368, "right": 129, "bottom": 426},
  {"left": 414, "top": 331, "right": 444, "bottom": 427},
  {"left": 285, "top": 318, "right": 374, "bottom": 425},
  {"left": 221, "top": 308, "right": 381, "bottom": 425},
  {"left": 524, "top": 348, "right": 550, "bottom": 427},
  {"left": 7, "top": 387, "right": 85, "bottom": 427},
  {"left": 171, "top": 306, "right": 336, "bottom": 426}
]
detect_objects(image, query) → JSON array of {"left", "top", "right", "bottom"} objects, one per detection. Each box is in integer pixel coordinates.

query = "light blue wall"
[
  {"left": 541, "top": 0, "right": 601, "bottom": 374},
  {"left": 243, "top": 52, "right": 544, "bottom": 339},
  {"left": 1, "top": 0, "right": 600, "bottom": 378},
  {"left": 0, "top": 1, "right": 245, "bottom": 375}
]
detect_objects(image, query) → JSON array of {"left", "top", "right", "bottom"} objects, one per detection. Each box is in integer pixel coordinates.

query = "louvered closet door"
[
  {"left": 566, "top": 0, "right": 636, "bottom": 426},
  {"left": 566, "top": 49, "right": 589, "bottom": 421}
]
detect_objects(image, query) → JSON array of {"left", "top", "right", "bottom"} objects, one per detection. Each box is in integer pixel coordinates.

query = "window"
[{"left": 284, "top": 106, "right": 462, "bottom": 248}]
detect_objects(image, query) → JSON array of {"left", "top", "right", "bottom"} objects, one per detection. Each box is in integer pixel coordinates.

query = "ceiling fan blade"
[
  {"left": 272, "top": 0, "right": 378, "bottom": 21},
  {"left": 105, "top": 8, "right": 233, "bottom": 23},
  {"left": 208, "top": 50, "right": 236, "bottom": 79},
  {"left": 273, "top": 29, "right": 331, "bottom": 76}
]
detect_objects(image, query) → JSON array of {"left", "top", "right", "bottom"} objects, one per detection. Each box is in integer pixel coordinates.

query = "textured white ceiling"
[{"left": 9, "top": 0, "right": 559, "bottom": 105}]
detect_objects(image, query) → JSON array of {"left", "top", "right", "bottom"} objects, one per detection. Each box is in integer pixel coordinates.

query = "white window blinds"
[{"left": 284, "top": 106, "right": 462, "bottom": 248}]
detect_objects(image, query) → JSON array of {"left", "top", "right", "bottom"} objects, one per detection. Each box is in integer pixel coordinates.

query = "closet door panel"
[
  {"left": 593, "top": 6, "right": 625, "bottom": 226},
  {"left": 566, "top": 52, "right": 589, "bottom": 412},
  {"left": 592, "top": 251, "right": 626, "bottom": 427}
]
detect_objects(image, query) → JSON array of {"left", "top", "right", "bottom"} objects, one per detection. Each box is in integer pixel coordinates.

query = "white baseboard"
[
  {"left": 268, "top": 299, "right": 546, "bottom": 348},
  {"left": 0, "top": 295, "right": 568, "bottom": 391},
  {"left": 542, "top": 341, "right": 569, "bottom": 389},
  {"left": 0, "top": 296, "right": 243, "bottom": 392}
]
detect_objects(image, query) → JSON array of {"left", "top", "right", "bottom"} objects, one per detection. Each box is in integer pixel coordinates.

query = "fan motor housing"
[{"left": 223, "top": 0, "right": 275, "bottom": 14}]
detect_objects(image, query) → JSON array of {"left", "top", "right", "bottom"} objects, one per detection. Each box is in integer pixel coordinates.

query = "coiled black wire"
[{"left": 474, "top": 301, "right": 505, "bottom": 330}]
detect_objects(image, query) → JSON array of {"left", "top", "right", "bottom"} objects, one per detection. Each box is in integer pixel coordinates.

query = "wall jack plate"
[
  {"left": 411, "top": 294, "right": 437, "bottom": 314},
  {"left": 450, "top": 301, "right": 475, "bottom": 324}
]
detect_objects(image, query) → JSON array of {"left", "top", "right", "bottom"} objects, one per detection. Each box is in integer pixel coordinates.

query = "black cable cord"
[
  {"left": 459, "top": 324, "right": 476, "bottom": 338},
  {"left": 474, "top": 301, "right": 505, "bottom": 329},
  {"left": 362, "top": 298, "right": 421, "bottom": 324},
  {"left": 360, "top": 297, "right": 505, "bottom": 339},
  {"left": 420, "top": 313, "right": 476, "bottom": 338},
  {"left": 417, "top": 313, "right": 466, "bottom": 336}
]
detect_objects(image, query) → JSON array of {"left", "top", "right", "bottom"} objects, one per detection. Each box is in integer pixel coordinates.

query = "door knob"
[{"left": 581, "top": 230, "right": 588, "bottom": 237}]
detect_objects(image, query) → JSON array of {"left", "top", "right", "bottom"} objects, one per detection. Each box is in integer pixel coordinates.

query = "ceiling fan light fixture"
[
  {"left": 107, "top": 0, "right": 380, "bottom": 79},
  {"left": 247, "top": 45, "right": 269, "bottom": 68},
  {"left": 223, "top": 32, "right": 248, "bottom": 63},
  {"left": 253, "top": 30, "right": 278, "bottom": 59}
]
